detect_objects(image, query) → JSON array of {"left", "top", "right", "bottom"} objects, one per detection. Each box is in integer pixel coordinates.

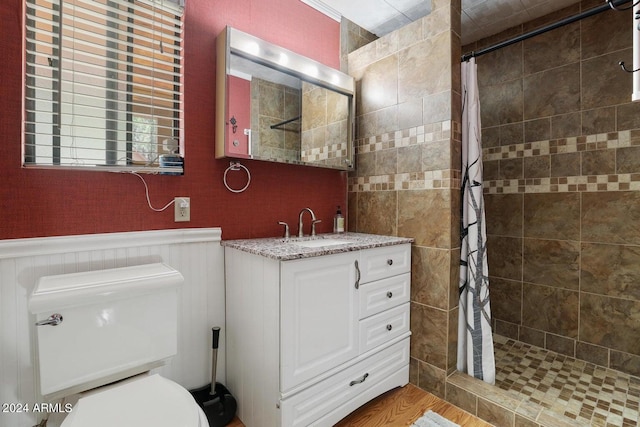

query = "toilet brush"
[{"left": 190, "top": 327, "right": 237, "bottom": 427}]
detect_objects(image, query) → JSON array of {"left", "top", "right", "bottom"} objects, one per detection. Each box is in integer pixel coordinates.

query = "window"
[{"left": 24, "top": 0, "right": 185, "bottom": 174}]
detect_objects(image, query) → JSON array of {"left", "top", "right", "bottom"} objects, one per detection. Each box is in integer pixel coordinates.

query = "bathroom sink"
[{"left": 291, "top": 238, "right": 351, "bottom": 248}]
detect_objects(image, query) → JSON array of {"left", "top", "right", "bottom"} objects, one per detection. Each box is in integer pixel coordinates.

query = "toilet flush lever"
[{"left": 35, "top": 313, "right": 63, "bottom": 326}]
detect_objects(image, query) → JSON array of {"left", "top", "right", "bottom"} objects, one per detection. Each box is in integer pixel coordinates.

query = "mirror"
[{"left": 215, "top": 27, "right": 355, "bottom": 170}]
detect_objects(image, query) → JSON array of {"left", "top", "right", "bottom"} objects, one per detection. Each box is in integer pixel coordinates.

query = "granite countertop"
[{"left": 222, "top": 232, "right": 414, "bottom": 261}]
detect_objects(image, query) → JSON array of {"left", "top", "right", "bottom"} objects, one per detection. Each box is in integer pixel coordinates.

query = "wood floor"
[{"left": 227, "top": 384, "right": 493, "bottom": 426}]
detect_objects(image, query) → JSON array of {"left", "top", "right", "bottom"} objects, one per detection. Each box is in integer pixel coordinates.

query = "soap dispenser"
[{"left": 333, "top": 206, "right": 345, "bottom": 233}]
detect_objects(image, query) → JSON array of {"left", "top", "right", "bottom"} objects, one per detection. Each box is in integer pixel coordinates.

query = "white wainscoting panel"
[{"left": 0, "top": 228, "right": 225, "bottom": 427}]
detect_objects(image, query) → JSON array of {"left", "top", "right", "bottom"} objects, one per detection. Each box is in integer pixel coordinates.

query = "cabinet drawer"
[
  {"left": 280, "top": 338, "right": 409, "bottom": 427},
  {"left": 359, "top": 244, "right": 411, "bottom": 284},
  {"left": 359, "top": 273, "right": 410, "bottom": 319},
  {"left": 359, "top": 303, "right": 410, "bottom": 353}
]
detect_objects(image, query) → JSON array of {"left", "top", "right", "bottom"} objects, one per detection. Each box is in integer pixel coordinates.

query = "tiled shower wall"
[
  {"left": 463, "top": 0, "right": 640, "bottom": 378},
  {"left": 347, "top": 0, "right": 462, "bottom": 398},
  {"left": 300, "top": 82, "right": 350, "bottom": 168},
  {"left": 251, "top": 78, "right": 300, "bottom": 162}
]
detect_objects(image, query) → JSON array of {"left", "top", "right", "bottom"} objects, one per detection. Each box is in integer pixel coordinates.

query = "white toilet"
[{"left": 28, "top": 263, "right": 209, "bottom": 427}]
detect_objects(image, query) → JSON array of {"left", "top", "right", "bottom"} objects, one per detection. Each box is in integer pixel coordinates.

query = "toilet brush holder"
[{"left": 190, "top": 327, "right": 237, "bottom": 427}]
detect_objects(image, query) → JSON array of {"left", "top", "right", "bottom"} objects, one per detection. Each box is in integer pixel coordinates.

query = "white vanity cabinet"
[{"left": 224, "top": 240, "right": 411, "bottom": 427}]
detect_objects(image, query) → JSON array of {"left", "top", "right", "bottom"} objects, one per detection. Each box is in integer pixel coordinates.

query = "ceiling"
[{"left": 301, "top": 0, "right": 580, "bottom": 45}]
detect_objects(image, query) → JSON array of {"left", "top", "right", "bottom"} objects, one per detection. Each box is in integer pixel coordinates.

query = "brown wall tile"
[
  {"left": 524, "top": 63, "right": 580, "bottom": 119},
  {"left": 484, "top": 160, "right": 500, "bottom": 181},
  {"left": 524, "top": 193, "right": 580, "bottom": 240},
  {"left": 524, "top": 118, "right": 550, "bottom": 143},
  {"left": 480, "top": 79, "right": 523, "bottom": 127},
  {"left": 487, "top": 235, "right": 522, "bottom": 281},
  {"left": 423, "top": 91, "right": 453, "bottom": 126},
  {"left": 499, "top": 158, "right": 523, "bottom": 180},
  {"left": 550, "top": 152, "right": 580, "bottom": 177},
  {"left": 398, "top": 145, "right": 422, "bottom": 173},
  {"left": 582, "top": 191, "right": 640, "bottom": 245},
  {"left": 477, "top": 42, "right": 522, "bottom": 87},
  {"left": 417, "top": 359, "right": 447, "bottom": 399},
  {"left": 581, "top": 5, "right": 632, "bottom": 60},
  {"left": 399, "top": 99, "right": 423, "bottom": 130},
  {"left": 522, "top": 284, "right": 579, "bottom": 338},
  {"left": 515, "top": 414, "right": 540, "bottom": 427},
  {"left": 376, "top": 148, "right": 397, "bottom": 175},
  {"left": 582, "top": 50, "right": 633, "bottom": 109},
  {"left": 524, "top": 155, "right": 550, "bottom": 179},
  {"left": 485, "top": 193, "right": 523, "bottom": 237},
  {"left": 582, "top": 107, "right": 616, "bottom": 135},
  {"left": 617, "top": 101, "right": 640, "bottom": 131},
  {"left": 610, "top": 350, "right": 640, "bottom": 378},
  {"left": 422, "top": 140, "right": 452, "bottom": 172},
  {"left": 523, "top": 22, "right": 579, "bottom": 75},
  {"left": 616, "top": 146, "right": 640, "bottom": 174},
  {"left": 446, "top": 383, "right": 478, "bottom": 416},
  {"left": 551, "top": 112, "right": 581, "bottom": 139},
  {"left": 411, "top": 302, "right": 448, "bottom": 369},
  {"left": 412, "top": 246, "right": 451, "bottom": 309},
  {"left": 490, "top": 277, "right": 522, "bottom": 324},
  {"left": 398, "top": 189, "right": 452, "bottom": 248},
  {"left": 356, "top": 151, "right": 375, "bottom": 177},
  {"left": 519, "top": 326, "right": 545, "bottom": 348},
  {"left": 398, "top": 32, "right": 451, "bottom": 103},
  {"left": 359, "top": 54, "right": 399, "bottom": 115},
  {"left": 477, "top": 397, "right": 515, "bottom": 427},
  {"left": 483, "top": 126, "right": 500, "bottom": 149},
  {"left": 582, "top": 243, "right": 640, "bottom": 300},
  {"left": 580, "top": 293, "right": 640, "bottom": 355},
  {"left": 582, "top": 149, "right": 615, "bottom": 176},
  {"left": 447, "top": 308, "right": 458, "bottom": 373},
  {"left": 356, "top": 191, "right": 397, "bottom": 235},
  {"left": 523, "top": 238, "right": 580, "bottom": 290},
  {"left": 546, "top": 333, "right": 575, "bottom": 357},
  {"left": 576, "top": 341, "right": 609, "bottom": 368},
  {"left": 500, "top": 122, "right": 524, "bottom": 146},
  {"left": 495, "top": 320, "right": 519, "bottom": 340}
]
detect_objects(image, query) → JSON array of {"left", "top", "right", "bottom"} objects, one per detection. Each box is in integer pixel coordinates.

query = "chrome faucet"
[{"left": 298, "top": 208, "right": 321, "bottom": 237}]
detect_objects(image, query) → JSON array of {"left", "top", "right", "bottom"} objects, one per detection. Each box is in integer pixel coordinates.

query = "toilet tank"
[{"left": 28, "top": 263, "right": 184, "bottom": 399}]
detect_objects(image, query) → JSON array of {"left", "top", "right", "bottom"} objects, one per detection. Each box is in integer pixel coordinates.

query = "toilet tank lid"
[{"left": 29, "top": 263, "right": 183, "bottom": 314}]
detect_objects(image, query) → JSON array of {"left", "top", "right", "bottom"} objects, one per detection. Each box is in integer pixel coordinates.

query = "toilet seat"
[{"left": 61, "top": 374, "right": 208, "bottom": 427}]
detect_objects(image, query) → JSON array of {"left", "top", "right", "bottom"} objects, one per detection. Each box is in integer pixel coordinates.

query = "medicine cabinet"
[{"left": 215, "top": 27, "right": 356, "bottom": 171}]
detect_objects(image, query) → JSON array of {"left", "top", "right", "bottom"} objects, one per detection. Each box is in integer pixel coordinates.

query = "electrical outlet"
[{"left": 174, "top": 197, "right": 190, "bottom": 222}]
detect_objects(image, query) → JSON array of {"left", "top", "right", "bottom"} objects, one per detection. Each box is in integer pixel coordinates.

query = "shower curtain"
[{"left": 457, "top": 58, "right": 495, "bottom": 384}]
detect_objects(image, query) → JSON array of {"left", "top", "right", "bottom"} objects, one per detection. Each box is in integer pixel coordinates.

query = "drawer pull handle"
[
  {"left": 349, "top": 372, "right": 369, "bottom": 386},
  {"left": 386, "top": 324, "right": 393, "bottom": 331},
  {"left": 354, "top": 260, "right": 361, "bottom": 290},
  {"left": 387, "top": 259, "right": 393, "bottom": 266},
  {"left": 386, "top": 291, "right": 393, "bottom": 298}
]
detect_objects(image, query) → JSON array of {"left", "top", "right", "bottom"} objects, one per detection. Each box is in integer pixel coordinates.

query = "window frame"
[{"left": 23, "top": 0, "right": 185, "bottom": 174}]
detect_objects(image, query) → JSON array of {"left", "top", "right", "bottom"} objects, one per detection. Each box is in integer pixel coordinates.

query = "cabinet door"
[{"left": 281, "top": 252, "right": 359, "bottom": 392}]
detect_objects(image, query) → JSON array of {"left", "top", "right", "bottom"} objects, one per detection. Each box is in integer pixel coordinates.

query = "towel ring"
[{"left": 223, "top": 161, "right": 251, "bottom": 193}]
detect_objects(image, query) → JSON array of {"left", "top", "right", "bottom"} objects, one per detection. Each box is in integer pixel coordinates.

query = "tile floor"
[{"left": 494, "top": 335, "right": 640, "bottom": 427}]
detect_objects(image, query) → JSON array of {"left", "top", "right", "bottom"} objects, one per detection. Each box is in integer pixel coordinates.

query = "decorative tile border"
[
  {"left": 355, "top": 120, "right": 457, "bottom": 154},
  {"left": 301, "top": 142, "right": 348, "bottom": 162},
  {"left": 349, "top": 119, "right": 462, "bottom": 192},
  {"left": 483, "top": 129, "right": 640, "bottom": 194},
  {"left": 484, "top": 130, "right": 637, "bottom": 162},
  {"left": 485, "top": 174, "right": 640, "bottom": 194},
  {"left": 348, "top": 169, "right": 460, "bottom": 192}
]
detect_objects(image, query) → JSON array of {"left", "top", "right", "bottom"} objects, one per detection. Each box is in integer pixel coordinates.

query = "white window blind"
[{"left": 24, "top": 0, "right": 185, "bottom": 174}]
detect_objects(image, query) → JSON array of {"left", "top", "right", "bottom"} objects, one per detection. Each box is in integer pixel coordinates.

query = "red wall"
[{"left": 0, "top": 0, "right": 346, "bottom": 240}]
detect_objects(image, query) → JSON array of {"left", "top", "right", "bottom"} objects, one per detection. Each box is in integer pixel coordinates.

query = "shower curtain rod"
[{"left": 461, "top": 0, "right": 632, "bottom": 62}]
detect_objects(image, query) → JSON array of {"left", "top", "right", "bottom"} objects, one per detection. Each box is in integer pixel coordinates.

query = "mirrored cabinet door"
[{"left": 215, "top": 27, "right": 356, "bottom": 171}]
